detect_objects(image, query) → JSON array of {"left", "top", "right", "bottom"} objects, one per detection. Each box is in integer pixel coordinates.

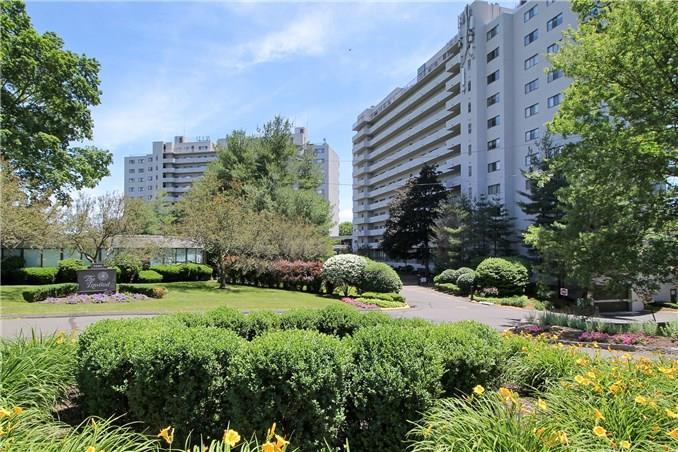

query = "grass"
[{"left": 0, "top": 281, "right": 341, "bottom": 317}]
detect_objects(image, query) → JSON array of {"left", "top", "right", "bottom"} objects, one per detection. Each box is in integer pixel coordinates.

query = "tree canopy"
[
  {"left": 0, "top": 0, "right": 111, "bottom": 203},
  {"left": 529, "top": 0, "right": 678, "bottom": 293}
]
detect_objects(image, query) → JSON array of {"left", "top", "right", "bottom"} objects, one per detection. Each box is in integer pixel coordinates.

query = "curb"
[{"left": 0, "top": 312, "right": 164, "bottom": 320}]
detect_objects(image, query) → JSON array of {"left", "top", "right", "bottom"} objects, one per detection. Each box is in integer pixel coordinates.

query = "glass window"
[
  {"left": 547, "top": 13, "right": 563, "bottom": 31},
  {"left": 23, "top": 249, "right": 41, "bottom": 267},
  {"left": 547, "top": 69, "right": 564, "bottom": 82},
  {"left": 547, "top": 42, "right": 560, "bottom": 54},
  {"left": 488, "top": 161, "right": 501, "bottom": 173},
  {"left": 488, "top": 138, "right": 500, "bottom": 150},
  {"left": 129, "top": 187, "right": 135, "bottom": 192},
  {"left": 548, "top": 93, "right": 563, "bottom": 108},
  {"left": 524, "top": 5, "right": 538, "bottom": 22},
  {"left": 525, "top": 78, "right": 539, "bottom": 93},
  {"left": 524, "top": 29, "right": 539, "bottom": 46},
  {"left": 175, "top": 249, "right": 186, "bottom": 263},
  {"left": 486, "top": 25, "right": 498, "bottom": 40},
  {"left": 129, "top": 169, "right": 135, "bottom": 174},
  {"left": 487, "top": 47, "right": 499, "bottom": 62},
  {"left": 525, "top": 128, "right": 540, "bottom": 141},
  {"left": 525, "top": 103, "right": 539, "bottom": 117},
  {"left": 129, "top": 159, "right": 135, "bottom": 164},
  {"left": 524, "top": 54, "right": 539, "bottom": 70},
  {"left": 43, "top": 249, "right": 61, "bottom": 267},
  {"left": 488, "top": 184, "right": 501, "bottom": 195},
  {"left": 487, "top": 92, "right": 500, "bottom": 106},
  {"left": 487, "top": 70, "right": 500, "bottom": 84},
  {"left": 487, "top": 115, "right": 501, "bottom": 128},
  {"left": 187, "top": 248, "right": 197, "bottom": 262}
]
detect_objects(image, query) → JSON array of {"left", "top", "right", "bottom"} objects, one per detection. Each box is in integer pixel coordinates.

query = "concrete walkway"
[{"left": 1, "top": 285, "right": 675, "bottom": 338}]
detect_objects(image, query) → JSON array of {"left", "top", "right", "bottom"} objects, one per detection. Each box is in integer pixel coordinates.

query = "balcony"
[
  {"left": 440, "top": 163, "right": 462, "bottom": 176},
  {"left": 353, "top": 164, "right": 370, "bottom": 177},
  {"left": 367, "top": 212, "right": 390, "bottom": 223},
  {"left": 369, "top": 145, "right": 451, "bottom": 186},
  {"left": 352, "top": 126, "right": 371, "bottom": 143},
  {"left": 446, "top": 99, "right": 461, "bottom": 113},
  {"left": 446, "top": 60, "right": 461, "bottom": 75},
  {"left": 445, "top": 79, "right": 460, "bottom": 94},
  {"left": 446, "top": 138, "right": 462, "bottom": 153},
  {"left": 352, "top": 138, "right": 371, "bottom": 153},
  {"left": 446, "top": 120, "right": 461, "bottom": 136}
]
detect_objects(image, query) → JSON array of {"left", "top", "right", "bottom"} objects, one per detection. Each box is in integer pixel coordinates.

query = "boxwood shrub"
[
  {"left": 475, "top": 258, "right": 529, "bottom": 296},
  {"left": 358, "top": 260, "right": 403, "bottom": 293},
  {"left": 18, "top": 267, "right": 58, "bottom": 285},
  {"left": 56, "top": 258, "right": 88, "bottom": 283},
  {"left": 345, "top": 324, "right": 444, "bottom": 450},
  {"left": 360, "top": 292, "right": 406, "bottom": 303},
  {"left": 127, "top": 327, "right": 244, "bottom": 442},
  {"left": 1, "top": 255, "right": 25, "bottom": 283},
  {"left": 456, "top": 271, "right": 477, "bottom": 296},
  {"left": 433, "top": 267, "right": 473, "bottom": 285},
  {"left": 150, "top": 263, "right": 212, "bottom": 282},
  {"left": 228, "top": 330, "right": 350, "bottom": 450},
  {"left": 117, "top": 284, "right": 167, "bottom": 298},
  {"left": 22, "top": 283, "right": 78, "bottom": 302},
  {"left": 136, "top": 269, "right": 163, "bottom": 283}
]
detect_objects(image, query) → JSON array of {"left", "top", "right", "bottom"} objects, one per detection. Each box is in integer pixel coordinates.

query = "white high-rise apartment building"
[
  {"left": 352, "top": 0, "right": 577, "bottom": 257},
  {"left": 124, "top": 136, "right": 217, "bottom": 202},
  {"left": 294, "top": 127, "right": 341, "bottom": 236}
]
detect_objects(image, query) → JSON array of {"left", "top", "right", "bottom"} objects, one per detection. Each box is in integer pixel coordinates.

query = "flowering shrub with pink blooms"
[{"left": 578, "top": 331, "right": 647, "bottom": 345}]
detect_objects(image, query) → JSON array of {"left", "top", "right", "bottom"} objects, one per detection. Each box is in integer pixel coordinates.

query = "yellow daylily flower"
[
  {"left": 533, "top": 427, "right": 545, "bottom": 436},
  {"left": 12, "top": 407, "right": 22, "bottom": 415},
  {"left": 594, "top": 409, "right": 605, "bottom": 420},
  {"left": 537, "top": 398, "right": 547, "bottom": 411},
  {"left": 576, "top": 357, "right": 589, "bottom": 366},
  {"left": 620, "top": 440, "right": 631, "bottom": 449},
  {"left": 498, "top": 387, "right": 517, "bottom": 402},
  {"left": 262, "top": 442, "right": 276, "bottom": 452},
  {"left": 634, "top": 395, "right": 648, "bottom": 405},
  {"left": 472, "top": 385, "right": 485, "bottom": 396},
  {"left": 275, "top": 434, "right": 289, "bottom": 451},
  {"left": 666, "top": 408, "right": 678, "bottom": 419},
  {"left": 0, "top": 408, "right": 11, "bottom": 417},
  {"left": 593, "top": 425, "right": 607, "bottom": 437},
  {"left": 558, "top": 431, "right": 568, "bottom": 445},
  {"left": 574, "top": 375, "right": 589, "bottom": 385},
  {"left": 86, "top": 447, "right": 96, "bottom": 452},
  {"left": 157, "top": 426, "right": 174, "bottom": 444},
  {"left": 267, "top": 422, "right": 277, "bottom": 438},
  {"left": 668, "top": 428, "right": 678, "bottom": 439},
  {"left": 223, "top": 429, "right": 240, "bottom": 447}
]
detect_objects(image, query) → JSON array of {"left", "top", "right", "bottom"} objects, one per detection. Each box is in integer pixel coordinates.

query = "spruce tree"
[{"left": 382, "top": 164, "right": 448, "bottom": 273}]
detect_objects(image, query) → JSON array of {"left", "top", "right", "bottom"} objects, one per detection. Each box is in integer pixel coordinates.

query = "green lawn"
[{"left": 0, "top": 281, "right": 342, "bottom": 316}]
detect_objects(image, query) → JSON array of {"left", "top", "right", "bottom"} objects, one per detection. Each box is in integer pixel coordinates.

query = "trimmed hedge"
[
  {"left": 136, "top": 270, "right": 163, "bottom": 283},
  {"left": 346, "top": 324, "right": 444, "bottom": 450},
  {"left": 358, "top": 260, "right": 403, "bottom": 293},
  {"left": 56, "top": 258, "right": 87, "bottom": 283},
  {"left": 433, "top": 267, "right": 474, "bottom": 285},
  {"left": 127, "top": 327, "right": 244, "bottom": 442},
  {"left": 360, "top": 292, "right": 406, "bottom": 303},
  {"left": 456, "top": 271, "right": 477, "bottom": 296},
  {"left": 118, "top": 284, "right": 167, "bottom": 299},
  {"left": 474, "top": 295, "right": 528, "bottom": 307},
  {"left": 434, "top": 282, "right": 461, "bottom": 295},
  {"left": 355, "top": 298, "right": 406, "bottom": 308},
  {"left": 228, "top": 330, "right": 350, "bottom": 450},
  {"left": 150, "top": 263, "right": 212, "bottom": 282},
  {"left": 18, "top": 267, "right": 58, "bottom": 285},
  {"left": 22, "top": 283, "right": 79, "bottom": 302},
  {"left": 1, "top": 255, "right": 25, "bottom": 283},
  {"left": 475, "top": 258, "right": 529, "bottom": 296}
]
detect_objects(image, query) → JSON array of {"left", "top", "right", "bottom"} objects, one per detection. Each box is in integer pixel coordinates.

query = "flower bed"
[
  {"left": 41, "top": 292, "right": 149, "bottom": 304},
  {"left": 339, "top": 296, "right": 379, "bottom": 310}
]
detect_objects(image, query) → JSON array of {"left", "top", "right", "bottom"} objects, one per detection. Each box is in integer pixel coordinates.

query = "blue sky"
[{"left": 27, "top": 1, "right": 507, "bottom": 221}]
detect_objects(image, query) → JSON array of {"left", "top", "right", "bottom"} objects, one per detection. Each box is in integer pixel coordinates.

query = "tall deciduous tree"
[
  {"left": 62, "top": 193, "right": 145, "bottom": 263},
  {"left": 529, "top": 0, "right": 678, "bottom": 294},
  {"left": 0, "top": 161, "right": 60, "bottom": 250},
  {"left": 382, "top": 164, "right": 448, "bottom": 273},
  {"left": 211, "top": 116, "right": 330, "bottom": 230},
  {"left": 0, "top": 1, "right": 112, "bottom": 202}
]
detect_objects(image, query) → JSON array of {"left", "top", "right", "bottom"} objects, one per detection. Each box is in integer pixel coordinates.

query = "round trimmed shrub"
[
  {"left": 429, "top": 321, "right": 503, "bottom": 396},
  {"left": 127, "top": 327, "right": 244, "bottom": 442},
  {"left": 321, "top": 254, "right": 367, "bottom": 295},
  {"left": 475, "top": 258, "right": 529, "bottom": 296},
  {"left": 136, "top": 269, "right": 162, "bottom": 283},
  {"left": 56, "top": 258, "right": 88, "bottom": 282},
  {"left": 346, "top": 324, "right": 444, "bottom": 450},
  {"left": 456, "top": 271, "right": 477, "bottom": 296},
  {"left": 228, "top": 330, "right": 351, "bottom": 450},
  {"left": 315, "top": 304, "right": 364, "bottom": 338},
  {"left": 19, "top": 267, "right": 58, "bottom": 285},
  {"left": 433, "top": 269, "right": 456, "bottom": 284},
  {"left": 358, "top": 260, "right": 403, "bottom": 293},
  {"left": 107, "top": 254, "right": 142, "bottom": 283}
]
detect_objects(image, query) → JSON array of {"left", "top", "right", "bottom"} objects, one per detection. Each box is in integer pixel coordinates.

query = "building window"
[
  {"left": 547, "top": 42, "right": 560, "bottom": 54},
  {"left": 486, "top": 24, "right": 498, "bottom": 40},
  {"left": 548, "top": 93, "right": 563, "bottom": 108},
  {"left": 468, "top": 102, "right": 472, "bottom": 113},
  {"left": 487, "top": 92, "right": 500, "bottom": 106},
  {"left": 138, "top": 168, "right": 144, "bottom": 173},
  {"left": 468, "top": 144, "right": 472, "bottom": 155},
  {"left": 525, "top": 128, "right": 540, "bottom": 141},
  {"left": 138, "top": 187, "right": 144, "bottom": 192},
  {"left": 468, "top": 165, "right": 472, "bottom": 176},
  {"left": 129, "top": 159, "right": 135, "bottom": 164},
  {"left": 467, "top": 81, "right": 471, "bottom": 92},
  {"left": 524, "top": 5, "right": 538, "bottom": 22},
  {"left": 129, "top": 169, "right": 135, "bottom": 174},
  {"left": 137, "top": 177, "right": 143, "bottom": 183},
  {"left": 488, "top": 161, "right": 501, "bottom": 173},
  {"left": 128, "top": 178, "right": 134, "bottom": 182},
  {"left": 487, "top": 70, "right": 500, "bottom": 84},
  {"left": 525, "top": 78, "right": 539, "bottom": 94},
  {"left": 525, "top": 103, "right": 539, "bottom": 117},
  {"left": 148, "top": 167, "right": 153, "bottom": 171},
  {"left": 148, "top": 185, "right": 153, "bottom": 190},
  {"left": 547, "top": 13, "right": 563, "bottom": 31},
  {"left": 487, "top": 47, "right": 499, "bottom": 62},
  {"left": 524, "top": 29, "right": 539, "bottom": 46},
  {"left": 129, "top": 187, "right": 134, "bottom": 192},
  {"left": 487, "top": 115, "right": 501, "bottom": 128},
  {"left": 524, "top": 54, "right": 539, "bottom": 70},
  {"left": 547, "top": 68, "right": 564, "bottom": 82},
  {"left": 468, "top": 123, "right": 472, "bottom": 134},
  {"left": 488, "top": 138, "right": 500, "bottom": 150},
  {"left": 488, "top": 184, "right": 501, "bottom": 195}
]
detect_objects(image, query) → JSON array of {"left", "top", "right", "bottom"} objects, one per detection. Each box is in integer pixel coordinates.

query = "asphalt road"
[{"left": 1, "top": 285, "right": 675, "bottom": 338}]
